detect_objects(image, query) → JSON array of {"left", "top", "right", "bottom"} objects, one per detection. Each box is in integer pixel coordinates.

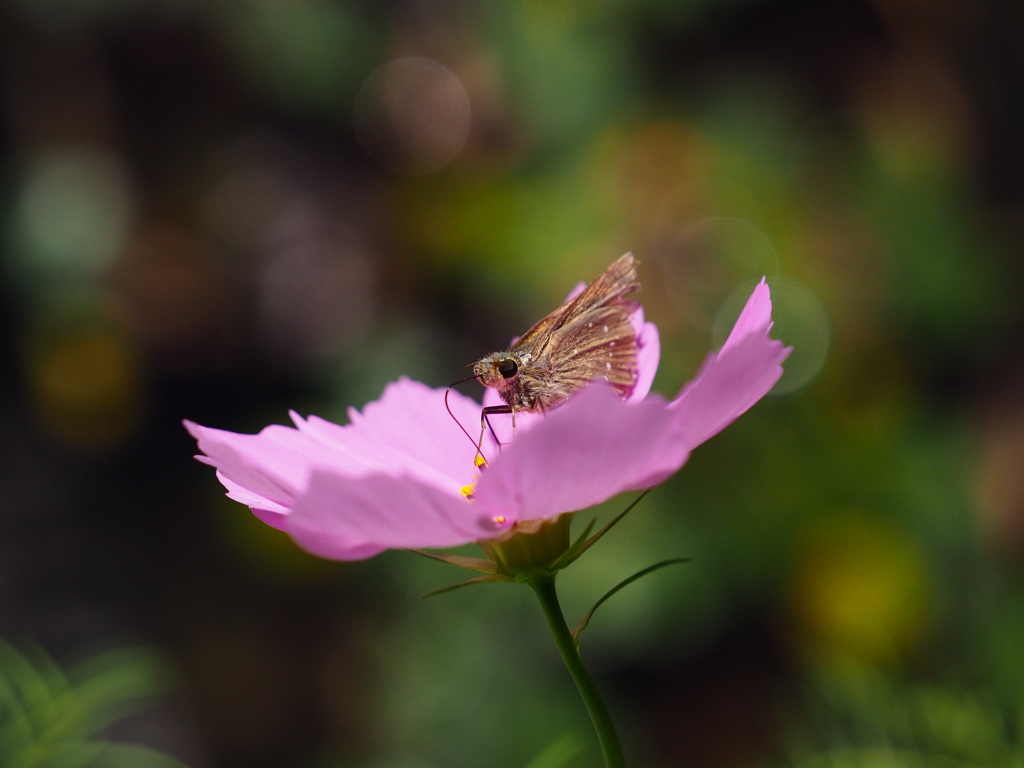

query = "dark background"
[{"left": 1, "top": 0, "right": 1022, "bottom": 766}]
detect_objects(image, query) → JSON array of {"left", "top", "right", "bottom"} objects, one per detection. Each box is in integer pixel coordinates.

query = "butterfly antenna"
[{"left": 445, "top": 379, "right": 490, "bottom": 465}]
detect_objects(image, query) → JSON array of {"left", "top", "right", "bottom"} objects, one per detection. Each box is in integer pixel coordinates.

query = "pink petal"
[
  {"left": 288, "top": 470, "right": 501, "bottom": 560},
  {"left": 563, "top": 280, "right": 587, "bottom": 301},
  {"left": 473, "top": 384, "right": 689, "bottom": 523},
  {"left": 669, "top": 279, "right": 791, "bottom": 448},
  {"left": 296, "top": 377, "right": 490, "bottom": 492},
  {"left": 216, "top": 470, "right": 290, "bottom": 530},
  {"left": 628, "top": 308, "right": 660, "bottom": 402},
  {"left": 722, "top": 277, "right": 773, "bottom": 353},
  {"left": 184, "top": 419, "right": 327, "bottom": 511},
  {"left": 186, "top": 379, "right": 495, "bottom": 526}
]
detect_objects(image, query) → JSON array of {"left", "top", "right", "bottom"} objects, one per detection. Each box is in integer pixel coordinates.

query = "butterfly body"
[{"left": 473, "top": 253, "right": 640, "bottom": 414}]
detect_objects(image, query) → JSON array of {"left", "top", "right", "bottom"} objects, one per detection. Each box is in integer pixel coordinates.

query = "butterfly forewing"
[
  {"left": 543, "top": 303, "right": 638, "bottom": 394},
  {"left": 511, "top": 252, "right": 637, "bottom": 356}
]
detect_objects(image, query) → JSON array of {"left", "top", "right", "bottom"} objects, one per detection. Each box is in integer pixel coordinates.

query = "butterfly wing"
[
  {"left": 511, "top": 252, "right": 639, "bottom": 359},
  {"left": 530, "top": 303, "right": 639, "bottom": 406},
  {"left": 511, "top": 253, "right": 640, "bottom": 409}
]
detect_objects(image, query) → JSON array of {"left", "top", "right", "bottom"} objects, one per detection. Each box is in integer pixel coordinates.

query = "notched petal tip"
[
  {"left": 721, "top": 277, "right": 776, "bottom": 353},
  {"left": 669, "top": 279, "right": 790, "bottom": 449}
]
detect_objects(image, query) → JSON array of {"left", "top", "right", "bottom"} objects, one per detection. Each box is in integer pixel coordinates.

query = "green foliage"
[
  {"left": 523, "top": 733, "right": 585, "bottom": 768},
  {"left": 0, "top": 640, "right": 189, "bottom": 768},
  {"left": 782, "top": 663, "right": 1024, "bottom": 768}
]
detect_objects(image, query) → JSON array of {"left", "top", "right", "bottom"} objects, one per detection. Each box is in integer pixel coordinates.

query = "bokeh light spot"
[
  {"left": 27, "top": 306, "right": 143, "bottom": 452},
  {"left": 201, "top": 145, "right": 290, "bottom": 251},
  {"left": 662, "top": 216, "right": 781, "bottom": 329},
  {"left": 354, "top": 57, "right": 471, "bottom": 175},
  {"left": 789, "top": 512, "right": 931, "bottom": 667},
  {"left": 11, "top": 147, "right": 134, "bottom": 291}
]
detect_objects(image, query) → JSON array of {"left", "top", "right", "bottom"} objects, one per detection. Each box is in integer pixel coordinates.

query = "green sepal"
[
  {"left": 571, "top": 557, "right": 691, "bottom": 642},
  {"left": 421, "top": 573, "right": 512, "bottom": 599},
  {"left": 409, "top": 549, "right": 501, "bottom": 575},
  {"left": 478, "top": 514, "right": 573, "bottom": 579},
  {"left": 547, "top": 517, "right": 597, "bottom": 572}
]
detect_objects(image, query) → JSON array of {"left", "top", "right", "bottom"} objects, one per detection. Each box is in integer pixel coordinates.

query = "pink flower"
[{"left": 186, "top": 278, "right": 789, "bottom": 562}]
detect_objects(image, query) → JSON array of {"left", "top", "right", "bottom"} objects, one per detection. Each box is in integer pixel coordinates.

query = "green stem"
[{"left": 529, "top": 575, "right": 625, "bottom": 768}]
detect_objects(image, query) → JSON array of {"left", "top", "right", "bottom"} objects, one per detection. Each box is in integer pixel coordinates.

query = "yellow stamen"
[{"left": 459, "top": 453, "right": 490, "bottom": 501}]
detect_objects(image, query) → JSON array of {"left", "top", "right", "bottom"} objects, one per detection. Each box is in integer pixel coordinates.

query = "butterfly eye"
[{"left": 497, "top": 358, "right": 518, "bottom": 378}]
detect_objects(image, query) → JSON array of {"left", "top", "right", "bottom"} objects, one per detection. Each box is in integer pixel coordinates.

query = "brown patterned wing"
[
  {"left": 510, "top": 252, "right": 639, "bottom": 360},
  {"left": 526, "top": 303, "right": 639, "bottom": 409},
  {"left": 509, "top": 253, "right": 640, "bottom": 410}
]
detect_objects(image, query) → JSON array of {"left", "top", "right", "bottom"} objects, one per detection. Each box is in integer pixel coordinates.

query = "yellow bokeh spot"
[
  {"left": 789, "top": 511, "right": 931, "bottom": 667},
  {"left": 27, "top": 313, "right": 142, "bottom": 452}
]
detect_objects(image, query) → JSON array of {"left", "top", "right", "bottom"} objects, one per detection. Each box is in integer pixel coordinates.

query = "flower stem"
[{"left": 529, "top": 575, "right": 625, "bottom": 768}]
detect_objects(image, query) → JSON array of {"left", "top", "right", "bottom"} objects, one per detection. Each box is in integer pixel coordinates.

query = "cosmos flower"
[{"left": 186, "top": 278, "right": 789, "bottom": 565}]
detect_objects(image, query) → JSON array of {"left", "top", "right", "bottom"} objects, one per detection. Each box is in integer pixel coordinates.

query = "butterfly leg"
[{"left": 478, "top": 403, "right": 515, "bottom": 460}]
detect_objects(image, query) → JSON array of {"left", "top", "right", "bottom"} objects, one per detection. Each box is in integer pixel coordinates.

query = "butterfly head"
[{"left": 473, "top": 352, "right": 523, "bottom": 391}]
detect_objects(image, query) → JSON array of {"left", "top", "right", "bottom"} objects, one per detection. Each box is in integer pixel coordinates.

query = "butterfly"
[{"left": 473, "top": 252, "right": 640, "bottom": 424}]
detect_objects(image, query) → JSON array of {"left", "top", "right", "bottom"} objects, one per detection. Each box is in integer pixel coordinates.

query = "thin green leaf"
[
  {"left": 81, "top": 741, "right": 194, "bottom": 768},
  {"left": 571, "top": 558, "right": 690, "bottom": 641},
  {"left": 69, "top": 647, "right": 166, "bottom": 736},
  {"left": 14, "top": 740, "right": 192, "bottom": 768},
  {"left": 555, "top": 490, "right": 651, "bottom": 570},
  {"left": 523, "top": 732, "right": 584, "bottom": 768},
  {"left": 0, "top": 647, "right": 36, "bottom": 751},
  {"left": 548, "top": 517, "right": 598, "bottom": 572},
  {"left": 13, "top": 740, "right": 103, "bottom": 768},
  {"left": 0, "top": 640, "right": 83, "bottom": 745}
]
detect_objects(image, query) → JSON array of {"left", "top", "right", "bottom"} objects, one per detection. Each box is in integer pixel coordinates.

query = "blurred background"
[{"left": 0, "top": 0, "right": 1021, "bottom": 766}]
